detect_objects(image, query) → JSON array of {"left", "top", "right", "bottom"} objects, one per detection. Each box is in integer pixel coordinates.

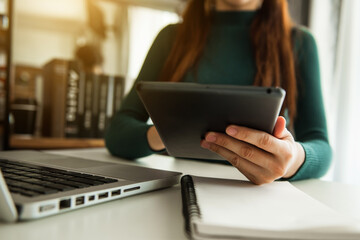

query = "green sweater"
[{"left": 105, "top": 11, "right": 331, "bottom": 181}]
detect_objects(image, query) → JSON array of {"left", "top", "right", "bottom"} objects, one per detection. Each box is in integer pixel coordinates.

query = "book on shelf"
[
  {"left": 107, "top": 75, "right": 124, "bottom": 136},
  {"left": 42, "top": 58, "right": 125, "bottom": 139},
  {"left": 181, "top": 175, "right": 360, "bottom": 240}
]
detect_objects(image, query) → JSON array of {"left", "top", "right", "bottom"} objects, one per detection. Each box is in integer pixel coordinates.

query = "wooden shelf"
[
  {"left": 10, "top": 136, "right": 105, "bottom": 150},
  {"left": 15, "top": 12, "right": 85, "bottom": 34},
  {"left": 114, "top": 0, "right": 185, "bottom": 12}
]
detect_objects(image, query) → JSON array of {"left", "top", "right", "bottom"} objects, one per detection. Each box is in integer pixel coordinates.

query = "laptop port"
[
  {"left": 88, "top": 195, "right": 95, "bottom": 201},
  {"left": 59, "top": 199, "right": 71, "bottom": 210},
  {"left": 75, "top": 196, "right": 85, "bottom": 206},
  {"left": 124, "top": 186, "right": 140, "bottom": 193},
  {"left": 98, "top": 192, "right": 108, "bottom": 199},
  {"left": 111, "top": 189, "right": 121, "bottom": 196},
  {"left": 39, "top": 204, "right": 55, "bottom": 212}
]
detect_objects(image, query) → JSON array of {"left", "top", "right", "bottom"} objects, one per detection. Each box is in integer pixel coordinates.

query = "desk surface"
[{"left": 1, "top": 148, "right": 360, "bottom": 240}]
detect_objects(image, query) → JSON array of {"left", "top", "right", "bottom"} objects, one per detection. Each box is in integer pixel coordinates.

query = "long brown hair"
[{"left": 159, "top": 0, "right": 297, "bottom": 123}]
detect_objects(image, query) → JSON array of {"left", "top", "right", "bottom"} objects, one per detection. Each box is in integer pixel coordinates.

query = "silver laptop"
[{"left": 0, "top": 150, "right": 181, "bottom": 222}]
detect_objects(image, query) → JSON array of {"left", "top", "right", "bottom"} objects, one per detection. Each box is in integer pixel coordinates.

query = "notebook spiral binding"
[{"left": 181, "top": 175, "right": 201, "bottom": 234}]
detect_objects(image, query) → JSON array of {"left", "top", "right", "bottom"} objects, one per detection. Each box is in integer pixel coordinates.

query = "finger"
[
  {"left": 225, "top": 126, "right": 283, "bottom": 154},
  {"left": 273, "top": 116, "right": 294, "bottom": 142},
  {"left": 203, "top": 132, "right": 275, "bottom": 169},
  {"left": 273, "top": 116, "right": 287, "bottom": 138},
  {"left": 200, "top": 140, "right": 265, "bottom": 184}
]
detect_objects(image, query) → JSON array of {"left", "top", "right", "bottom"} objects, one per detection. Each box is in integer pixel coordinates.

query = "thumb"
[{"left": 273, "top": 116, "right": 287, "bottom": 139}]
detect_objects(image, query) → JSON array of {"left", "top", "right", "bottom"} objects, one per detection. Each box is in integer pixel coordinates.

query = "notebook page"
[{"left": 192, "top": 176, "right": 360, "bottom": 238}]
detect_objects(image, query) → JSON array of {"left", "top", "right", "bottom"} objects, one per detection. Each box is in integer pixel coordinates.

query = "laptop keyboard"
[{"left": 0, "top": 158, "right": 118, "bottom": 197}]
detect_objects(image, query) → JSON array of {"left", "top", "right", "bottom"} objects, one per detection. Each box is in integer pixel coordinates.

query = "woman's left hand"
[{"left": 200, "top": 116, "right": 305, "bottom": 185}]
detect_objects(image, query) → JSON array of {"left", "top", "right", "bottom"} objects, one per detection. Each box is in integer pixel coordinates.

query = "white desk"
[{"left": 1, "top": 148, "right": 360, "bottom": 240}]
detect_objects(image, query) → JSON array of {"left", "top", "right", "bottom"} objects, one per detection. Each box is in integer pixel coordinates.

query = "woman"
[{"left": 105, "top": 0, "right": 331, "bottom": 185}]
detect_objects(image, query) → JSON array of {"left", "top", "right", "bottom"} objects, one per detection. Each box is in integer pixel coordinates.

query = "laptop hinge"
[{"left": 0, "top": 169, "right": 18, "bottom": 222}]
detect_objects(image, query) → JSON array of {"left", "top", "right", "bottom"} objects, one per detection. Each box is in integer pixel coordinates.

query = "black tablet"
[{"left": 136, "top": 82, "right": 285, "bottom": 161}]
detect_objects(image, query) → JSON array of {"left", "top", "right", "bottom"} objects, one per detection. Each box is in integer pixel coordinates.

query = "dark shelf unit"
[{"left": 1, "top": 0, "right": 13, "bottom": 150}]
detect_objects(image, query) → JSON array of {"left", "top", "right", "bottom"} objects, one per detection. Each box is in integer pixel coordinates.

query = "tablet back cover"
[{"left": 137, "top": 82, "right": 285, "bottom": 161}]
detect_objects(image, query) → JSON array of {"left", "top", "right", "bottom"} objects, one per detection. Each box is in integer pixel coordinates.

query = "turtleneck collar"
[{"left": 212, "top": 11, "right": 257, "bottom": 27}]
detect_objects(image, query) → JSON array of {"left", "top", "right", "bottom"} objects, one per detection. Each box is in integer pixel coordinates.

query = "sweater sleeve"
[
  {"left": 287, "top": 28, "right": 332, "bottom": 181},
  {"left": 105, "top": 24, "right": 177, "bottom": 159}
]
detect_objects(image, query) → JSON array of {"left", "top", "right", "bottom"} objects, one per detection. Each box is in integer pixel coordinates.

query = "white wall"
[
  {"left": 127, "top": 6, "right": 179, "bottom": 93},
  {"left": 12, "top": 0, "right": 86, "bottom": 67},
  {"left": 13, "top": 24, "right": 78, "bottom": 67},
  {"left": 0, "top": 0, "right": 7, "bottom": 14},
  {"left": 11, "top": 0, "right": 182, "bottom": 107},
  {"left": 15, "top": 0, "right": 86, "bottom": 20},
  {"left": 308, "top": 0, "right": 340, "bottom": 180},
  {"left": 12, "top": 0, "right": 180, "bottom": 84},
  {"left": 309, "top": 0, "right": 360, "bottom": 184}
]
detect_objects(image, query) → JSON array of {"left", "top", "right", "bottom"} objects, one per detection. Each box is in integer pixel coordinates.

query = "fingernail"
[
  {"left": 206, "top": 134, "right": 217, "bottom": 142},
  {"left": 227, "top": 127, "right": 237, "bottom": 136}
]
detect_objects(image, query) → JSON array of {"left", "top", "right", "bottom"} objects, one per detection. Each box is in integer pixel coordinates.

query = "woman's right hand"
[{"left": 147, "top": 126, "right": 165, "bottom": 151}]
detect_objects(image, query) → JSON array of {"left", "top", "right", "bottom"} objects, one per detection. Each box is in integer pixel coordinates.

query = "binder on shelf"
[
  {"left": 96, "top": 75, "right": 109, "bottom": 138},
  {"left": 96, "top": 75, "right": 125, "bottom": 138},
  {"left": 101, "top": 75, "right": 125, "bottom": 132},
  {"left": 81, "top": 72, "right": 95, "bottom": 138},
  {"left": 105, "top": 75, "right": 115, "bottom": 136},
  {"left": 112, "top": 76, "right": 125, "bottom": 116},
  {"left": 42, "top": 59, "right": 82, "bottom": 138},
  {"left": 181, "top": 175, "right": 360, "bottom": 240},
  {"left": 42, "top": 58, "right": 125, "bottom": 139},
  {"left": 64, "top": 61, "right": 83, "bottom": 138}
]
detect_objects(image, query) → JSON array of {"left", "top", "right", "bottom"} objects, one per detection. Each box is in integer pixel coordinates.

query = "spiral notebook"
[{"left": 181, "top": 175, "right": 360, "bottom": 240}]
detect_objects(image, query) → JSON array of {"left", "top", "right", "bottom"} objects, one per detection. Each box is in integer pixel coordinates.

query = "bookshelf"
[
  {"left": 2, "top": 0, "right": 183, "bottom": 150},
  {"left": 0, "top": 0, "right": 11, "bottom": 151}
]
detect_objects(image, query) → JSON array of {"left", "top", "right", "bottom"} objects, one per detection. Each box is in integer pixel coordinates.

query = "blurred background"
[{"left": 0, "top": 0, "right": 358, "bottom": 184}]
